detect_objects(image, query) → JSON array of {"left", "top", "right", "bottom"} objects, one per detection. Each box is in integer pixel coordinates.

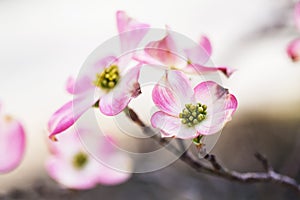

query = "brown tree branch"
[{"left": 125, "top": 107, "right": 300, "bottom": 194}]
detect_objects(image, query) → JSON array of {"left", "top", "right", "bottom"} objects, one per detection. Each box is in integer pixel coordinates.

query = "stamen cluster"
[
  {"left": 73, "top": 152, "right": 88, "bottom": 169},
  {"left": 179, "top": 103, "right": 207, "bottom": 127},
  {"left": 94, "top": 65, "right": 120, "bottom": 89}
]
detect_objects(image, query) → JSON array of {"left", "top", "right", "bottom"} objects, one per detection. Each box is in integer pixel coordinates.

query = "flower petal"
[
  {"left": 116, "top": 10, "right": 149, "bottom": 52},
  {"left": 152, "top": 79, "right": 182, "bottom": 116},
  {"left": 46, "top": 156, "right": 101, "bottom": 190},
  {"left": 99, "top": 65, "right": 141, "bottom": 116},
  {"left": 287, "top": 38, "right": 300, "bottom": 62},
  {"left": 65, "top": 76, "right": 75, "bottom": 94},
  {"left": 143, "top": 33, "right": 179, "bottom": 66},
  {"left": 165, "top": 70, "right": 194, "bottom": 103},
  {"left": 183, "top": 64, "right": 235, "bottom": 77},
  {"left": 151, "top": 111, "right": 181, "bottom": 137},
  {"left": 183, "top": 36, "right": 212, "bottom": 66},
  {"left": 193, "top": 81, "right": 238, "bottom": 135},
  {"left": 152, "top": 70, "right": 194, "bottom": 116},
  {"left": 97, "top": 153, "right": 131, "bottom": 185},
  {"left": 151, "top": 111, "right": 197, "bottom": 139},
  {"left": 199, "top": 35, "right": 212, "bottom": 57},
  {"left": 0, "top": 117, "right": 26, "bottom": 174},
  {"left": 195, "top": 112, "right": 226, "bottom": 135},
  {"left": 48, "top": 93, "right": 98, "bottom": 138}
]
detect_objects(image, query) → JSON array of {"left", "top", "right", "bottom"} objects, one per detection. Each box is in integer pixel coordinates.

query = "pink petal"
[
  {"left": 183, "top": 37, "right": 212, "bottom": 66},
  {"left": 97, "top": 153, "right": 131, "bottom": 185},
  {"left": 183, "top": 35, "right": 235, "bottom": 77},
  {"left": 225, "top": 94, "right": 238, "bottom": 121},
  {"left": 99, "top": 65, "right": 141, "bottom": 116},
  {"left": 48, "top": 94, "right": 98, "bottom": 138},
  {"left": 65, "top": 76, "right": 75, "bottom": 94},
  {"left": 151, "top": 111, "right": 181, "bottom": 137},
  {"left": 152, "top": 70, "right": 193, "bottom": 116},
  {"left": 165, "top": 70, "right": 194, "bottom": 103},
  {"left": 152, "top": 79, "right": 182, "bottom": 116},
  {"left": 93, "top": 56, "right": 118, "bottom": 73},
  {"left": 287, "top": 38, "right": 300, "bottom": 62},
  {"left": 193, "top": 81, "right": 238, "bottom": 135},
  {"left": 199, "top": 35, "right": 212, "bottom": 56},
  {"left": 116, "top": 10, "right": 149, "bottom": 52},
  {"left": 46, "top": 157, "right": 101, "bottom": 190},
  {"left": 183, "top": 63, "right": 235, "bottom": 77},
  {"left": 295, "top": 2, "right": 300, "bottom": 30},
  {"left": 195, "top": 109, "right": 232, "bottom": 135},
  {"left": 151, "top": 111, "right": 197, "bottom": 139},
  {"left": 144, "top": 33, "right": 179, "bottom": 66},
  {"left": 0, "top": 117, "right": 26, "bottom": 174},
  {"left": 176, "top": 125, "right": 199, "bottom": 139},
  {"left": 98, "top": 168, "right": 131, "bottom": 185},
  {"left": 193, "top": 81, "right": 230, "bottom": 110},
  {"left": 133, "top": 50, "right": 166, "bottom": 67}
]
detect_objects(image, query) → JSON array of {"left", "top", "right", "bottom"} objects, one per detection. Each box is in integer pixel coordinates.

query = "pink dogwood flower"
[
  {"left": 46, "top": 128, "right": 131, "bottom": 190},
  {"left": 135, "top": 31, "right": 234, "bottom": 77},
  {"left": 0, "top": 103, "right": 26, "bottom": 174},
  {"left": 287, "top": 2, "right": 300, "bottom": 61},
  {"left": 151, "top": 70, "right": 237, "bottom": 139},
  {"left": 48, "top": 11, "right": 149, "bottom": 140}
]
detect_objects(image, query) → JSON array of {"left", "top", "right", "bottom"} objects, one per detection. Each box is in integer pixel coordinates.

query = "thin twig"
[{"left": 125, "top": 107, "right": 300, "bottom": 194}]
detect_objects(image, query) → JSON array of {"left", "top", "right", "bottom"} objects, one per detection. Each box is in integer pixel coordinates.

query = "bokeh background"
[{"left": 1, "top": 0, "right": 300, "bottom": 199}]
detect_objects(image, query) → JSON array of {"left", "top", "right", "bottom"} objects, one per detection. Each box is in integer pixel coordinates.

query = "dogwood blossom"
[
  {"left": 151, "top": 70, "right": 237, "bottom": 139},
  {"left": 46, "top": 128, "right": 131, "bottom": 190},
  {"left": 48, "top": 11, "right": 149, "bottom": 139},
  {"left": 0, "top": 103, "right": 26, "bottom": 173},
  {"left": 135, "top": 31, "right": 234, "bottom": 77}
]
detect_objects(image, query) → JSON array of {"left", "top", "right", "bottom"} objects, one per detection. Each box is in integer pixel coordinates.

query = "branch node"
[
  {"left": 254, "top": 152, "right": 273, "bottom": 172},
  {"left": 204, "top": 154, "right": 223, "bottom": 171}
]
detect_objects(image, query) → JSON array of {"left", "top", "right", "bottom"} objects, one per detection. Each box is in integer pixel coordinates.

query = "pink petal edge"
[
  {"left": 116, "top": 10, "right": 150, "bottom": 53},
  {"left": 48, "top": 96, "right": 96, "bottom": 139},
  {"left": 193, "top": 81, "right": 238, "bottom": 135}
]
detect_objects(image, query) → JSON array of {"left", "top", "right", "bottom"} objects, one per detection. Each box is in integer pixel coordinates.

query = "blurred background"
[{"left": 1, "top": 0, "right": 300, "bottom": 199}]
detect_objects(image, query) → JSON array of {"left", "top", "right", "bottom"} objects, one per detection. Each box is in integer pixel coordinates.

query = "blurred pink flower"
[
  {"left": 134, "top": 31, "right": 234, "bottom": 77},
  {"left": 46, "top": 128, "right": 131, "bottom": 190},
  {"left": 48, "top": 11, "right": 149, "bottom": 139},
  {"left": 151, "top": 70, "right": 237, "bottom": 139},
  {"left": 287, "top": 38, "right": 300, "bottom": 62},
  {"left": 287, "top": 2, "right": 300, "bottom": 61},
  {"left": 0, "top": 103, "right": 26, "bottom": 174}
]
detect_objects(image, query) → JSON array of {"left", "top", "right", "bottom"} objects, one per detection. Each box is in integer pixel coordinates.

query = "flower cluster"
[
  {"left": 48, "top": 11, "right": 237, "bottom": 141},
  {"left": 45, "top": 10, "right": 237, "bottom": 189}
]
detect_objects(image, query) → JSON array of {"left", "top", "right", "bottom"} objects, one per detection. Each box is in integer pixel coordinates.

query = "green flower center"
[
  {"left": 93, "top": 65, "right": 120, "bottom": 90},
  {"left": 179, "top": 103, "right": 207, "bottom": 127},
  {"left": 73, "top": 152, "right": 88, "bottom": 169}
]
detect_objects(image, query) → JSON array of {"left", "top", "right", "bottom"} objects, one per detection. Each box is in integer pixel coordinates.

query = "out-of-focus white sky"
[{"left": 0, "top": 0, "right": 300, "bottom": 192}]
